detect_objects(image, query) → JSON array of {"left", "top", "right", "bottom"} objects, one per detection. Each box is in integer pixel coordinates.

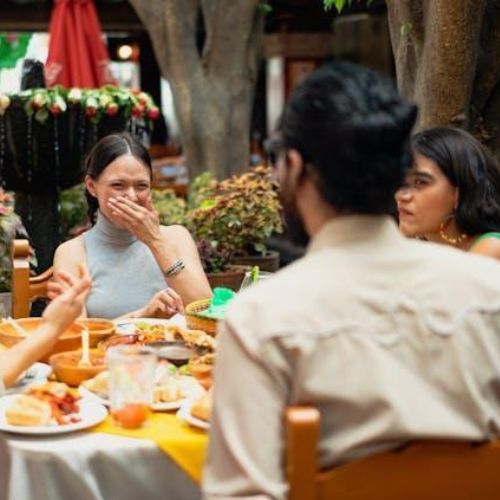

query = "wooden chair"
[
  {"left": 11, "top": 239, "right": 53, "bottom": 318},
  {"left": 285, "top": 406, "right": 500, "bottom": 500}
]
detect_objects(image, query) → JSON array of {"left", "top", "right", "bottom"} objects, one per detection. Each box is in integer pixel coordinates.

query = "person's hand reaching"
[
  {"left": 139, "top": 287, "right": 184, "bottom": 319},
  {"left": 43, "top": 266, "right": 91, "bottom": 334}
]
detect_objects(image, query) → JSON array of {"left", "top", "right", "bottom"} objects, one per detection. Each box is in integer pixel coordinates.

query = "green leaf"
[
  {"left": 34, "top": 107, "right": 49, "bottom": 124},
  {"left": 324, "top": 0, "right": 349, "bottom": 12},
  {"left": 257, "top": 1, "right": 272, "bottom": 13},
  {"left": 23, "top": 100, "right": 34, "bottom": 117},
  {"left": 400, "top": 21, "right": 413, "bottom": 37}
]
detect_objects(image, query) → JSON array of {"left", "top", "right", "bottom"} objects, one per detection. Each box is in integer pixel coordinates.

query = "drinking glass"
[
  {"left": 107, "top": 345, "right": 157, "bottom": 429},
  {"left": 239, "top": 270, "right": 273, "bottom": 291}
]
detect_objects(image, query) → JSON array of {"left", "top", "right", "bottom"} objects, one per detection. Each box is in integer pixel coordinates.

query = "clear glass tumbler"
[{"left": 107, "top": 345, "right": 157, "bottom": 429}]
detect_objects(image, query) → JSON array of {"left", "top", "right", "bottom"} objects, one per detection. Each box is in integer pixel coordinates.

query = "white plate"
[
  {"left": 79, "top": 375, "right": 205, "bottom": 412},
  {"left": 113, "top": 315, "right": 186, "bottom": 335},
  {"left": 177, "top": 399, "right": 210, "bottom": 430},
  {"left": 0, "top": 395, "right": 108, "bottom": 435},
  {"left": 7, "top": 363, "right": 52, "bottom": 395}
]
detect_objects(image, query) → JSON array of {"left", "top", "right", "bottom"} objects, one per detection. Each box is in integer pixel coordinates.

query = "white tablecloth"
[{"left": 1, "top": 431, "right": 200, "bottom": 500}]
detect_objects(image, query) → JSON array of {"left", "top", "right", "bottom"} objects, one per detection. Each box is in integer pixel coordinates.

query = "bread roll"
[
  {"left": 5, "top": 395, "right": 52, "bottom": 426},
  {"left": 191, "top": 388, "right": 212, "bottom": 422}
]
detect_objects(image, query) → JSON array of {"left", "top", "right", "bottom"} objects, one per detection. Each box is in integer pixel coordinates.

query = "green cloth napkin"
[{"left": 198, "top": 287, "right": 236, "bottom": 320}]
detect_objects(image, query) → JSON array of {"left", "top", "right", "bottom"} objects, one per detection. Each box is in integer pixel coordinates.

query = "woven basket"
[{"left": 185, "top": 299, "right": 218, "bottom": 336}]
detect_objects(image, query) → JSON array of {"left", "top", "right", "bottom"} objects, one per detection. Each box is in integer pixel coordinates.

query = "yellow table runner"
[{"left": 89, "top": 413, "right": 208, "bottom": 483}]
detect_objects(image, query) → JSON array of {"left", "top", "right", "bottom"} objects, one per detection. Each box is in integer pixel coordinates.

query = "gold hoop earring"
[{"left": 439, "top": 215, "right": 467, "bottom": 246}]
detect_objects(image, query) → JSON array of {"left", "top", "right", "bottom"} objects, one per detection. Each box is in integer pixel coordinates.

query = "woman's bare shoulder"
[{"left": 54, "top": 235, "right": 86, "bottom": 267}]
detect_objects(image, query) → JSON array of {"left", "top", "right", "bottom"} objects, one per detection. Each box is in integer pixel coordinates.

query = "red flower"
[
  {"left": 106, "top": 103, "right": 119, "bottom": 117},
  {"left": 85, "top": 107, "right": 97, "bottom": 118},
  {"left": 49, "top": 104, "right": 62, "bottom": 115},
  {"left": 131, "top": 105, "right": 144, "bottom": 118},
  {"left": 147, "top": 107, "right": 160, "bottom": 120}
]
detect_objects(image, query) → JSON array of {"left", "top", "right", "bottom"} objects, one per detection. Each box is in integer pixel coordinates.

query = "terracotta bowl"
[
  {"left": 0, "top": 318, "right": 84, "bottom": 363},
  {"left": 49, "top": 349, "right": 107, "bottom": 387},
  {"left": 76, "top": 318, "right": 115, "bottom": 346}
]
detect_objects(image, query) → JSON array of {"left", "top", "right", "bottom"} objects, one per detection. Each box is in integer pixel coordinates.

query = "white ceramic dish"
[
  {"left": 0, "top": 396, "right": 107, "bottom": 435},
  {"left": 176, "top": 399, "right": 210, "bottom": 430},
  {"left": 79, "top": 375, "right": 204, "bottom": 412},
  {"left": 113, "top": 315, "right": 186, "bottom": 335}
]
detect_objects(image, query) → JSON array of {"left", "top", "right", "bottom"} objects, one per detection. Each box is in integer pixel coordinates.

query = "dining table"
[
  {"left": 0, "top": 315, "right": 211, "bottom": 500},
  {"left": 2, "top": 424, "right": 202, "bottom": 500}
]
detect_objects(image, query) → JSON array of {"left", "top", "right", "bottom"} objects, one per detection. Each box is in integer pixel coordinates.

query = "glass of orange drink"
[{"left": 107, "top": 345, "right": 157, "bottom": 429}]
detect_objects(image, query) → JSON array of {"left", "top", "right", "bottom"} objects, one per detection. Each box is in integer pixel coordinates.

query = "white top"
[{"left": 204, "top": 215, "right": 500, "bottom": 500}]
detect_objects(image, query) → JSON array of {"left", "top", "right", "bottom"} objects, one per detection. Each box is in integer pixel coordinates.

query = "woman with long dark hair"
[
  {"left": 396, "top": 127, "right": 500, "bottom": 259},
  {"left": 53, "top": 133, "right": 211, "bottom": 319}
]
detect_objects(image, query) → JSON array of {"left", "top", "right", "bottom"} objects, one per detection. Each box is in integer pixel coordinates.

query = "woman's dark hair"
[
  {"left": 412, "top": 127, "right": 500, "bottom": 235},
  {"left": 281, "top": 61, "right": 417, "bottom": 214},
  {"left": 84, "top": 133, "right": 152, "bottom": 224}
]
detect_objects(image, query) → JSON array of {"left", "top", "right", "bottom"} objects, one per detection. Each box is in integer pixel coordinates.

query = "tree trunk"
[
  {"left": 386, "top": 0, "right": 486, "bottom": 130},
  {"left": 385, "top": 0, "right": 500, "bottom": 160},
  {"left": 129, "top": 0, "right": 263, "bottom": 179}
]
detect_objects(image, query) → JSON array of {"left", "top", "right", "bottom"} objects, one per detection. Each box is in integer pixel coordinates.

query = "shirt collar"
[{"left": 307, "top": 215, "right": 402, "bottom": 254}]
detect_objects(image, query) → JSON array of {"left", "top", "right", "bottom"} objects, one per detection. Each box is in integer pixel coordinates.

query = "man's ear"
[
  {"left": 286, "top": 149, "right": 306, "bottom": 187},
  {"left": 84, "top": 175, "right": 97, "bottom": 197}
]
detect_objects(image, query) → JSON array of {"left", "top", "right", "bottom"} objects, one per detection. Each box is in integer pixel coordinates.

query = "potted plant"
[
  {"left": 0, "top": 189, "right": 33, "bottom": 317},
  {"left": 60, "top": 184, "right": 89, "bottom": 239},
  {"left": 186, "top": 166, "right": 283, "bottom": 290},
  {"left": 151, "top": 188, "right": 187, "bottom": 225}
]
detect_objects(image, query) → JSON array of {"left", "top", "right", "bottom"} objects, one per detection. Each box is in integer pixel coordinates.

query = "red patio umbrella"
[{"left": 45, "top": 0, "right": 115, "bottom": 88}]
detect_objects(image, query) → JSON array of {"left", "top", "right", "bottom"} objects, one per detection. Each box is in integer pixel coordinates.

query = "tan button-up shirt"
[{"left": 203, "top": 216, "right": 500, "bottom": 500}]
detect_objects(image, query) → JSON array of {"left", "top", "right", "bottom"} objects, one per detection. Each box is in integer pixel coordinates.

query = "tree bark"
[
  {"left": 129, "top": 0, "right": 263, "bottom": 179},
  {"left": 386, "top": 0, "right": 486, "bottom": 130}
]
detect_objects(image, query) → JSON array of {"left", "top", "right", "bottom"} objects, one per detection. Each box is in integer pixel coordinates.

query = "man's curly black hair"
[{"left": 281, "top": 61, "right": 417, "bottom": 214}]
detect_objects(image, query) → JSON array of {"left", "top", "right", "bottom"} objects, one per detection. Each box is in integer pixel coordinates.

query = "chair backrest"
[
  {"left": 285, "top": 406, "right": 500, "bottom": 500},
  {"left": 11, "top": 239, "right": 53, "bottom": 318}
]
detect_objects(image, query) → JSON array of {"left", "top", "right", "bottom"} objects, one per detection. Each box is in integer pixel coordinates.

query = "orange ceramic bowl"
[
  {"left": 49, "top": 349, "right": 107, "bottom": 387},
  {"left": 0, "top": 318, "right": 84, "bottom": 362},
  {"left": 76, "top": 318, "right": 115, "bottom": 346}
]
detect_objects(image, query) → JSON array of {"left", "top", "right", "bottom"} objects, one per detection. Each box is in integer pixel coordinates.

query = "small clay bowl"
[
  {"left": 49, "top": 349, "right": 107, "bottom": 387},
  {"left": 0, "top": 318, "right": 83, "bottom": 363}
]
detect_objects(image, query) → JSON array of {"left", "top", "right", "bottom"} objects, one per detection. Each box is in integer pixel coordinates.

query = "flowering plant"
[
  {"left": 0, "top": 189, "right": 32, "bottom": 292},
  {"left": 0, "top": 85, "right": 160, "bottom": 125}
]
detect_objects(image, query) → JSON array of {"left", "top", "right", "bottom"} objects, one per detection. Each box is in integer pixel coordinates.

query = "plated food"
[
  {"left": 5, "top": 382, "right": 80, "bottom": 427},
  {"left": 99, "top": 324, "right": 216, "bottom": 354},
  {"left": 80, "top": 362, "right": 205, "bottom": 411},
  {"left": 190, "top": 388, "right": 212, "bottom": 423},
  {"left": 188, "top": 353, "right": 215, "bottom": 390},
  {"left": 177, "top": 389, "right": 212, "bottom": 430}
]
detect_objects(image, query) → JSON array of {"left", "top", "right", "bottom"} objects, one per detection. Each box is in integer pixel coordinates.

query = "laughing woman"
[
  {"left": 396, "top": 127, "right": 500, "bottom": 260},
  {"left": 52, "top": 133, "right": 212, "bottom": 319}
]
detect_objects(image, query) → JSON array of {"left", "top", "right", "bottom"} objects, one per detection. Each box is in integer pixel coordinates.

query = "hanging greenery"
[
  {"left": 0, "top": 85, "right": 160, "bottom": 125},
  {"left": 0, "top": 33, "right": 32, "bottom": 70},
  {"left": 0, "top": 86, "right": 159, "bottom": 194}
]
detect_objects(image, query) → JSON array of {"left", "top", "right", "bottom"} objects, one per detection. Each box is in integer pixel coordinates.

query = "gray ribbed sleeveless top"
[{"left": 83, "top": 211, "right": 167, "bottom": 319}]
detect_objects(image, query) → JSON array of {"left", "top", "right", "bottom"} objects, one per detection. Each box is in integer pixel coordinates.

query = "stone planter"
[
  {"left": 230, "top": 250, "right": 280, "bottom": 272},
  {"left": 207, "top": 265, "right": 249, "bottom": 292},
  {"left": 0, "top": 292, "right": 12, "bottom": 319}
]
